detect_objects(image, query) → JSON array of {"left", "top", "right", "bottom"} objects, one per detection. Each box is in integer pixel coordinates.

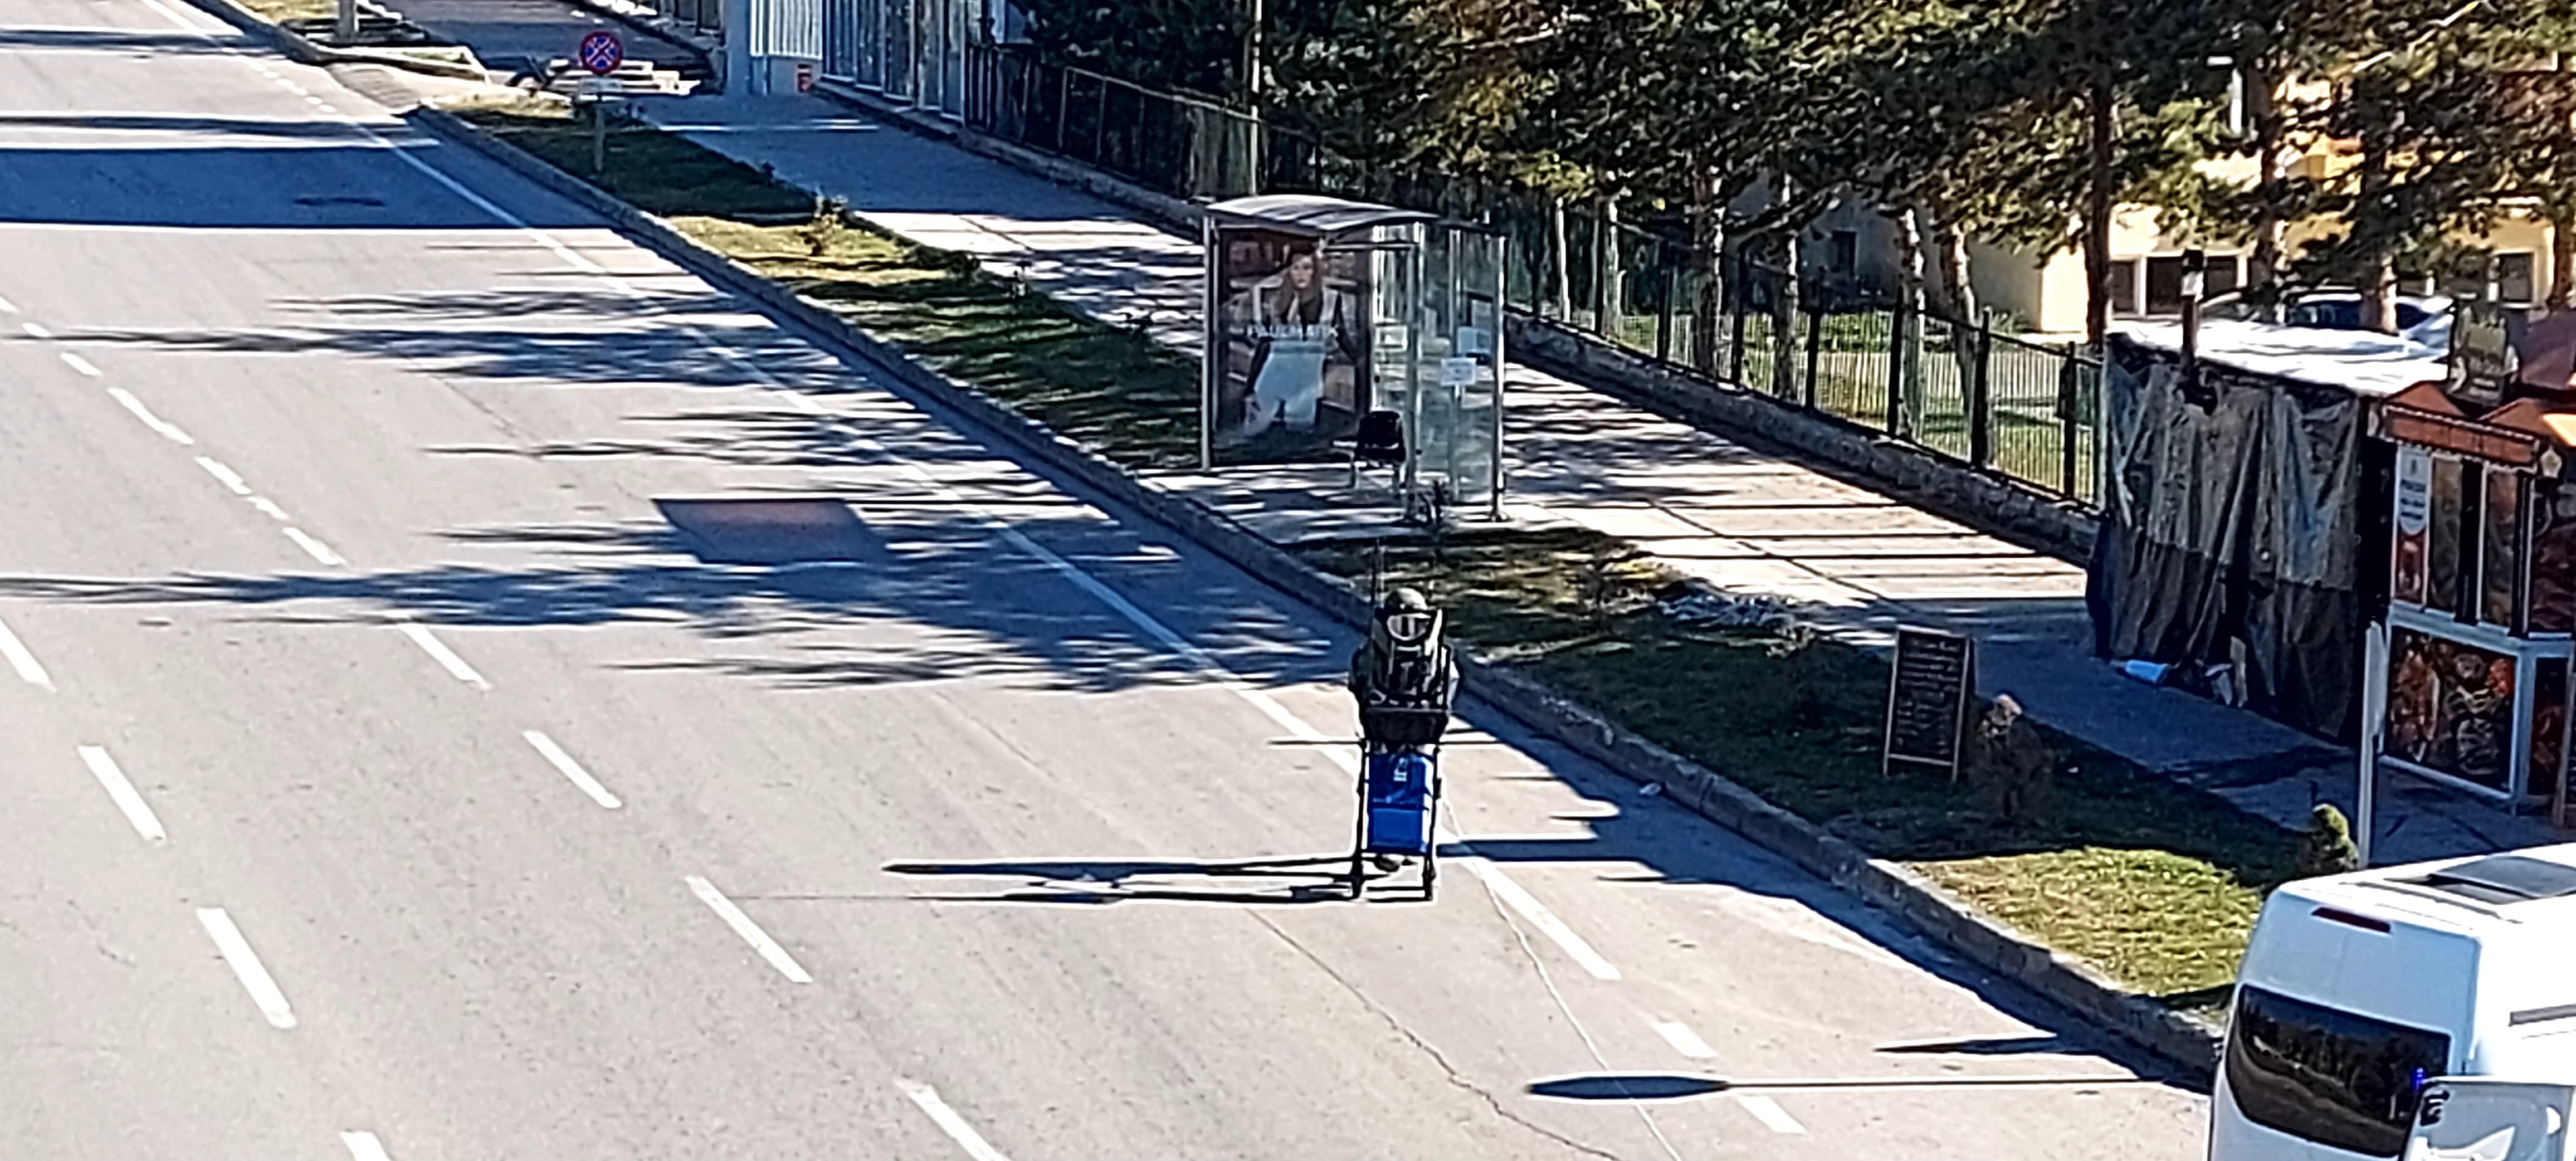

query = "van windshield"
[{"left": 2226, "top": 984, "right": 2453, "bottom": 1158}]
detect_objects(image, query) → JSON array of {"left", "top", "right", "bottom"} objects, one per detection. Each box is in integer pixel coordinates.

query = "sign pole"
[
  {"left": 335, "top": 0, "right": 356, "bottom": 42},
  {"left": 592, "top": 92, "right": 608, "bottom": 176},
  {"left": 2359, "top": 620, "right": 2389, "bottom": 868},
  {"left": 574, "top": 31, "right": 626, "bottom": 179}
]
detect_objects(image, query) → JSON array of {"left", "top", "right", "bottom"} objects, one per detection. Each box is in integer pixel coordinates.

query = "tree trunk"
[
  {"left": 2245, "top": 61, "right": 2288, "bottom": 294},
  {"left": 2552, "top": 204, "right": 2575, "bottom": 310},
  {"left": 1548, "top": 197, "right": 1573, "bottom": 318},
  {"left": 1597, "top": 197, "right": 1623, "bottom": 337},
  {"left": 1930, "top": 212, "right": 1979, "bottom": 324},
  {"left": 2358, "top": 101, "right": 2399, "bottom": 333},
  {"left": 1690, "top": 163, "right": 1723, "bottom": 374},
  {"left": 1893, "top": 204, "right": 1928, "bottom": 315},
  {"left": 2085, "top": 69, "right": 2116, "bottom": 350}
]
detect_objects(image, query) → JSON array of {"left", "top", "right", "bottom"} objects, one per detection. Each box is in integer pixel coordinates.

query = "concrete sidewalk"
[{"left": 608, "top": 92, "right": 2558, "bottom": 862}]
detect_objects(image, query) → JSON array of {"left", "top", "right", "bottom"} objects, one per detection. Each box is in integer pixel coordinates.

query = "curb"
[
  {"left": 180, "top": 0, "right": 491, "bottom": 82},
  {"left": 406, "top": 103, "right": 2226, "bottom": 1076}
]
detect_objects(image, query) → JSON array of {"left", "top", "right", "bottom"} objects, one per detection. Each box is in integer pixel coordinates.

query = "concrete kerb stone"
[
  {"left": 181, "top": 0, "right": 491, "bottom": 81},
  {"left": 407, "top": 104, "right": 2226, "bottom": 1076}
]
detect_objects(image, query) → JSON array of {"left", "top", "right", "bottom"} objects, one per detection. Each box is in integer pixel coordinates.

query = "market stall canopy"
[
  {"left": 2117, "top": 318, "right": 2447, "bottom": 397},
  {"left": 1204, "top": 194, "right": 1437, "bottom": 237}
]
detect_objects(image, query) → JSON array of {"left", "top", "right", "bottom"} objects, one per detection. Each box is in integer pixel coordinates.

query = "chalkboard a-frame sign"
[{"left": 1883, "top": 627, "right": 1976, "bottom": 777}]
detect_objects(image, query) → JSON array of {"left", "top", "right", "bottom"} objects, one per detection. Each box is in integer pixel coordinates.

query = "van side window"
[{"left": 2226, "top": 985, "right": 2453, "bottom": 1158}]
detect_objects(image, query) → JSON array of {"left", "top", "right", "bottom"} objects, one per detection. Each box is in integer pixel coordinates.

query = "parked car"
[{"left": 2202, "top": 287, "right": 2456, "bottom": 350}]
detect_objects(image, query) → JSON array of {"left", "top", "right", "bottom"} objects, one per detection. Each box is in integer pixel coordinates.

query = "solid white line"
[
  {"left": 0, "top": 617, "right": 52, "bottom": 689},
  {"left": 79, "top": 746, "right": 167, "bottom": 844},
  {"left": 249, "top": 496, "right": 291, "bottom": 521},
  {"left": 22, "top": 321, "right": 51, "bottom": 338},
  {"left": 392, "top": 621, "right": 490, "bottom": 689},
  {"left": 340, "top": 1131, "right": 392, "bottom": 1161},
  {"left": 685, "top": 875, "right": 812, "bottom": 983},
  {"left": 899, "top": 1079, "right": 1011, "bottom": 1161},
  {"left": 1652, "top": 1020, "right": 1717, "bottom": 1060},
  {"left": 1736, "top": 1095, "right": 1807, "bottom": 1135},
  {"left": 523, "top": 730, "right": 621, "bottom": 809},
  {"left": 194, "top": 455, "right": 252, "bottom": 495},
  {"left": 106, "top": 387, "right": 193, "bottom": 445},
  {"left": 282, "top": 527, "right": 345, "bottom": 567},
  {"left": 1466, "top": 858, "right": 1621, "bottom": 980},
  {"left": 196, "top": 908, "right": 296, "bottom": 1028},
  {"left": 59, "top": 351, "right": 99, "bottom": 377}
]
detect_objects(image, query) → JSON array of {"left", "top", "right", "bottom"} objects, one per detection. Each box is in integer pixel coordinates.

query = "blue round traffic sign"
[{"left": 577, "top": 30, "right": 624, "bottom": 76}]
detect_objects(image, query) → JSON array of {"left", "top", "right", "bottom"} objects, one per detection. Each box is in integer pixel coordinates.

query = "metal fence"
[{"left": 945, "top": 43, "right": 2106, "bottom": 508}]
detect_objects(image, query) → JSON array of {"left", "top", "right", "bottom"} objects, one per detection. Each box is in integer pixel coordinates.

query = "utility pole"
[
  {"left": 336, "top": 0, "right": 356, "bottom": 43},
  {"left": 1242, "top": 0, "right": 1263, "bottom": 196}
]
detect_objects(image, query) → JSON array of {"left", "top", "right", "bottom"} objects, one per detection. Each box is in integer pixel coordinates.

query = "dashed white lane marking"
[
  {"left": 523, "top": 730, "right": 621, "bottom": 809},
  {"left": 685, "top": 875, "right": 812, "bottom": 983},
  {"left": 0, "top": 616, "right": 53, "bottom": 689},
  {"left": 1652, "top": 1020, "right": 1717, "bottom": 1060},
  {"left": 21, "top": 321, "right": 51, "bottom": 338},
  {"left": 1466, "top": 858, "right": 1622, "bottom": 980},
  {"left": 79, "top": 745, "right": 167, "bottom": 845},
  {"left": 59, "top": 351, "right": 99, "bottom": 377},
  {"left": 340, "top": 1131, "right": 392, "bottom": 1161},
  {"left": 317, "top": 104, "right": 337, "bottom": 114},
  {"left": 250, "top": 496, "right": 291, "bottom": 521},
  {"left": 194, "top": 455, "right": 252, "bottom": 495},
  {"left": 196, "top": 908, "right": 296, "bottom": 1029},
  {"left": 106, "top": 387, "right": 194, "bottom": 445},
  {"left": 899, "top": 1079, "right": 1012, "bottom": 1161},
  {"left": 1737, "top": 1095, "right": 1808, "bottom": 1135},
  {"left": 304, "top": 95, "right": 324, "bottom": 105},
  {"left": 390, "top": 616, "right": 490, "bottom": 690},
  {"left": 0, "top": 294, "right": 17, "bottom": 313},
  {"left": 282, "top": 527, "right": 345, "bottom": 567}
]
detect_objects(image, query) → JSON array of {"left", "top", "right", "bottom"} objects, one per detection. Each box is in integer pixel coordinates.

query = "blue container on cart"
[{"left": 1363, "top": 750, "right": 1436, "bottom": 856}]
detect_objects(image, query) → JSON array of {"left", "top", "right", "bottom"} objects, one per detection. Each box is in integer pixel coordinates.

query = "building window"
[
  {"left": 2145, "top": 256, "right": 2187, "bottom": 315},
  {"left": 2498, "top": 252, "right": 2538, "bottom": 305},
  {"left": 2208, "top": 255, "right": 2243, "bottom": 297},
  {"left": 2110, "top": 258, "right": 2144, "bottom": 316},
  {"left": 1828, "top": 230, "right": 1858, "bottom": 276}
]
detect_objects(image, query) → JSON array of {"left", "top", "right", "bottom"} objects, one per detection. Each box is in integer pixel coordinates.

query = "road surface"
[{"left": 0, "top": 3, "right": 2209, "bottom": 1158}]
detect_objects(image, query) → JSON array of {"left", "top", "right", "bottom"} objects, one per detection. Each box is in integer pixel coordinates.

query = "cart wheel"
[{"left": 1422, "top": 855, "right": 1438, "bottom": 897}]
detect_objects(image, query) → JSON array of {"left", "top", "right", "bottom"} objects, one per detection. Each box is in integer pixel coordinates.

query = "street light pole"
[
  {"left": 1242, "top": 0, "right": 1263, "bottom": 196},
  {"left": 336, "top": 0, "right": 357, "bottom": 43}
]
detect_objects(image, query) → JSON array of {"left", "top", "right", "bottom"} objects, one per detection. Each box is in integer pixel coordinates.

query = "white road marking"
[
  {"left": 304, "top": 95, "right": 325, "bottom": 105},
  {"left": 196, "top": 908, "right": 296, "bottom": 1028},
  {"left": 21, "top": 321, "right": 51, "bottom": 338},
  {"left": 59, "top": 351, "right": 99, "bottom": 377},
  {"left": 391, "top": 618, "right": 490, "bottom": 690},
  {"left": 195, "top": 455, "right": 252, "bottom": 495},
  {"left": 1737, "top": 1095, "right": 1808, "bottom": 1135},
  {"left": 317, "top": 104, "right": 338, "bottom": 114},
  {"left": 79, "top": 745, "right": 167, "bottom": 844},
  {"left": 0, "top": 617, "right": 53, "bottom": 689},
  {"left": 685, "top": 875, "right": 812, "bottom": 983},
  {"left": 340, "top": 1131, "right": 392, "bottom": 1161},
  {"left": 523, "top": 730, "right": 621, "bottom": 809},
  {"left": 249, "top": 496, "right": 291, "bottom": 521},
  {"left": 899, "top": 1079, "right": 1011, "bottom": 1161},
  {"left": 0, "top": 294, "right": 17, "bottom": 313},
  {"left": 106, "top": 387, "right": 193, "bottom": 444},
  {"left": 1652, "top": 1020, "right": 1717, "bottom": 1060},
  {"left": 1466, "top": 857, "right": 1621, "bottom": 980},
  {"left": 282, "top": 527, "right": 345, "bottom": 567}
]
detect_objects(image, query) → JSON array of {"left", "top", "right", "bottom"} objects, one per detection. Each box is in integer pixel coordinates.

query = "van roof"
[{"left": 2280, "top": 845, "right": 2576, "bottom": 934}]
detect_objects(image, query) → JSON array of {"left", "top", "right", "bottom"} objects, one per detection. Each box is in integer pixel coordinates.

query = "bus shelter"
[
  {"left": 2360, "top": 305, "right": 2576, "bottom": 844},
  {"left": 1199, "top": 194, "right": 1507, "bottom": 519}
]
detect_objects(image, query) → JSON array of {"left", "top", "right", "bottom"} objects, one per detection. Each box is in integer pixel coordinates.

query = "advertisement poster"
[
  {"left": 2393, "top": 447, "right": 2431, "bottom": 606},
  {"left": 1212, "top": 228, "right": 1369, "bottom": 463},
  {"left": 2386, "top": 627, "right": 2518, "bottom": 791},
  {"left": 2531, "top": 480, "right": 2576, "bottom": 635}
]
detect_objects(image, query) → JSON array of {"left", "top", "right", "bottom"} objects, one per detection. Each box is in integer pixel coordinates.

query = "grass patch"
[
  {"left": 455, "top": 105, "right": 1202, "bottom": 468},
  {"left": 1304, "top": 528, "right": 2293, "bottom": 1001},
  {"left": 238, "top": 0, "right": 336, "bottom": 21}
]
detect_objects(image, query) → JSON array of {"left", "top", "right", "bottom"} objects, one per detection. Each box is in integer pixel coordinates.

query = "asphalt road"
[{"left": 0, "top": 4, "right": 2211, "bottom": 1158}]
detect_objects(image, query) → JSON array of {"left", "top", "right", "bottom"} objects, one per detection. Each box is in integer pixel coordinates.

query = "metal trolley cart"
[{"left": 1349, "top": 708, "right": 1446, "bottom": 899}]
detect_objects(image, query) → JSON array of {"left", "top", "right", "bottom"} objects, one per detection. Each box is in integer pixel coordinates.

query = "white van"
[
  {"left": 2211, "top": 845, "right": 2576, "bottom": 1161},
  {"left": 2404, "top": 1078, "right": 2575, "bottom": 1161}
]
